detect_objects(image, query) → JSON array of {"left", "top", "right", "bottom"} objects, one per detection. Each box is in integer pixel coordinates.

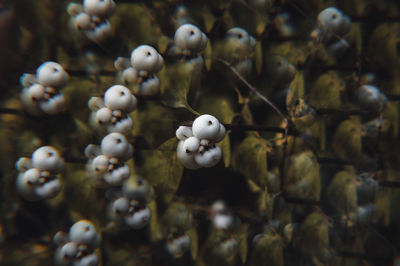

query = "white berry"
[
  {"left": 124, "top": 207, "right": 151, "bottom": 229},
  {"left": 214, "top": 124, "right": 226, "bottom": 143},
  {"left": 112, "top": 197, "right": 130, "bottom": 216},
  {"left": 100, "top": 132, "right": 133, "bottom": 161},
  {"left": 104, "top": 85, "right": 136, "bottom": 112},
  {"left": 192, "top": 114, "right": 221, "bottom": 140},
  {"left": 39, "top": 93, "right": 65, "bottom": 115},
  {"left": 139, "top": 75, "right": 160, "bottom": 96},
  {"left": 182, "top": 136, "right": 200, "bottom": 154},
  {"left": 73, "top": 253, "right": 99, "bottom": 266},
  {"left": 69, "top": 220, "right": 100, "bottom": 247},
  {"left": 226, "top": 27, "right": 256, "bottom": 53},
  {"left": 174, "top": 24, "right": 208, "bottom": 53},
  {"left": 32, "top": 146, "right": 63, "bottom": 173},
  {"left": 122, "top": 67, "right": 138, "bottom": 84},
  {"left": 194, "top": 145, "right": 222, "bottom": 168},
  {"left": 176, "top": 126, "right": 193, "bottom": 140},
  {"left": 103, "top": 164, "right": 130, "bottom": 185},
  {"left": 165, "top": 234, "right": 191, "bottom": 258},
  {"left": 34, "top": 178, "right": 61, "bottom": 199},
  {"left": 36, "top": 62, "right": 69, "bottom": 88},
  {"left": 318, "top": 7, "right": 350, "bottom": 36},
  {"left": 176, "top": 140, "right": 201, "bottom": 170},
  {"left": 84, "top": 0, "right": 115, "bottom": 17},
  {"left": 130, "top": 45, "right": 164, "bottom": 74}
]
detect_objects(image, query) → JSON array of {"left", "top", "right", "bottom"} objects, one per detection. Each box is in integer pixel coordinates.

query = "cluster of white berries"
[
  {"left": 167, "top": 23, "right": 208, "bottom": 70},
  {"left": 109, "top": 177, "right": 154, "bottom": 229},
  {"left": 210, "top": 200, "right": 236, "bottom": 231},
  {"left": 176, "top": 114, "right": 226, "bottom": 169},
  {"left": 312, "top": 7, "right": 351, "bottom": 56},
  {"left": 67, "top": 0, "right": 116, "bottom": 43},
  {"left": 115, "top": 45, "right": 164, "bottom": 96},
  {"left": 15, "top": 146, "right": 63, "bottom": 201},
  {"left": 88, "top": 85, "right": 137, "bottom": 134},
  {"left": 54, "top": 220, "right": 100, "bottom": 266},
  {"left": 224, "top": 27, "right": 257, "bottom": 76},
  {"left": 85, "top": 132, "right": 133, "bottom": 186},
  {"left": 20, "top": 62, "right": 69, "bottom": 116}
]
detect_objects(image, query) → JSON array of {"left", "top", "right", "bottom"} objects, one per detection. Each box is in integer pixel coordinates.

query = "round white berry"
[
  {"left": 176, "top": 140, "right": 201, "bottom": 170},
  {"left": 27, "top": 83, "right": 45, "bottom": 101},
  {"left": 122, "top": 67, "right": 138, "bottom": 84},
  {"left": 214, "top": 124, "right": 226, "bottom": 143},
  {"left": 100, "top": 132, "right": 133, "bottom": 161},
  {"left": 357, "top": 85, "right": 387, "bottom": 113},
  {"left": 83, "top": 0, "right": 115, "bottom": 17},
  {"left": 107, "top": 116, "right": 133, "bottom": 134},
  {"left": 16, "top": 169, "right": 40, "bottom": 201},
  {"left": 36, "top": 62, "right": 69, "bottom": 88},
  {"left": 32, "top": 146, "right": 63, "bottom": 173},
  {"left": 318, "top": 7, "right": 350, "bottom": 36},
  {"left": 69, "top": 220, "right": 100, "bottom": 247},
  {"left": 192, "top": 114, "right": 221, "bottom": 140},
  {"left": 176, "top": 126, "right": 193, "bottom": 140},
  {"left": 104, "top": 85, "right": 136, "bottom": 112},
  {"left": 130, "top": 45, "right": 164, "bottom": 74},
  {"left": 122, "top": 177, "right": 154, "bottom": 202},
  {"left": 91, "top": 155, "right": 109, "bottom": 175},
  {"left": 39, "top": 93, "right": 65, "bottom": 115},
  {"left": 86, "top": 20, "right": 112, "bottom": 43},
  {"left": 95, "top": 107, "right": 112, "bottom": 125},
  {"left": 74, "top": 12, "right": 91, "bottom": 30},
  {"left": 194, "top": 145, "right": 222, "bottom": 168},
  {"left": 73, "top": 253, "right": 99, "bottom": 266},
  {"left": 112, "top": 197, "right": 130, "bottom": 216},
  {"left": 15, "top": 157, "right": 33, "bottom": 173},
  {"left": 34, "top": 178, "right": 61, "bottom": 199},
  {"left": 138, "top": 75, "right": 160, "bottom": 96},
  {"left": 213, "top": 213, "right": 234, "bottom": 230},
  {"left": 226, "top": 27, "right": 256, "bottom": 53},
  {"left": 54, "top": 242, "right": 78, "bottom": 265},
  {"left": 103, "top": 164, "right": 130, "bottom": 185},
  {"left": 182, "top": 136, "right": 200, "bottom": 154},
  {"left": 124, "top": 207, "right": 151, "bottom": 229},
  {"left": 174, "top": 24, "right": 207, "bottom": 53},
  {"left": 165, "top": 234, "right": 191, "bottom": 258},
  {"left": 20, "top": 87, "right": 43, "bottom": 116}
]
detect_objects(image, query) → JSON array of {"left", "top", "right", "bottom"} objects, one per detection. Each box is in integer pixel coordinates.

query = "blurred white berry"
[
  {"left": 176, "top": 126, "right": 193, "bottom": 140},
  {"left": 54, "top": 242, "right": 78, "bottom": 265},
  {"left": 69, "top": 220, "right": 100, "bottom": 247},
  {"left": 122, "top": 67, "right": 138, "bottom": 84},
  {"left": 122, "top": 177, "right": 154, "bottom": 202},
  {"left": 357, "top": 85, "right": 387, "bottom": 113},
  {"left": 95, "top": 107, "right": 112, "bottom": 125},
  {"left": 317, "top": 7, "right": 350, "bottom": 37},
  {"left": 86, "top": 19, "right": 112, "bottom": 43},
  {"left": 176, "top": 140, "right": 201, "bottom": 170},
  {"left": 165, "top": 234, "right": 191, "bottom": 258},
  {"left": 226, "top": 27, "right": 256, "bottom": 54},
  {"left": 194, "top": 145, "right": 222, "bottom": 168},
  {"left": 130, "top": 45, "right": 164, "bottom": 74},
  {"left": 39, "top": 93, "right": 65, "bottom": 115},
  {"left": 72, "top": 253, "right": 99, "bottom": 266},
  {"left": 174, "top": 23, "right": 208, "bottom": 54},
  {"left": 103, "top": 164, "right": 130, "bottom": 186},
  {"left": 34, "top": 178, "right": 61, "bottom": 199},
  {"left": 84, "top": 0, "right": 115, "bottom": 17},
  {"left": 124, "top": 207, "right": 151, "bottom": 229},
  {"left": 192, "top": 114, "right": 221, "bottom": 140},
  {"left": 107, "top": 116, "right": 133, "bottom": 134},
  {"left": 100, "top": 132, "right": 133, "bottom": 161},
  {"left": 112, "top": 197, "right": 130, "bottom": 216},
  {"left": 36, "top": 61, "right": 69, "bottom": 88},
  {"left": 32, "top": 146, "right": 63, "bottom": 173},
  {"left": 104, "top": 85, "right": 137, "bottom": 113},
  {"left": 138, "top": 75, "right": 160, "bottom": 96},
  {"left": 16, "top": 169, "right": 40, "bottom": 201},
  {"left": 74, "top": 12, "right": 92, "bottom": 30}
]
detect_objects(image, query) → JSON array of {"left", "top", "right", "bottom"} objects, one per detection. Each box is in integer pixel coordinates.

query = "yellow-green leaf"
[{"left": 139, "top": 138, "right": 184, "bottom": 204}]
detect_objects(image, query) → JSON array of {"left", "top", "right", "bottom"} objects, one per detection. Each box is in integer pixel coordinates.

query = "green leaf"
[
  {"left": 148, "top": 200, "right": 163, "bottom": 242},
  {"left": 218, "top": 132, "right": 231, "bottom": 167},
  {"left": 160, "top": 61, "right": 200, "bottom": 115},
  {"left": 237, "top": 224, "right": 248, "bottom": 264},
  {"left": 232, "top": 134, "right": 271, "bottom": 188},
  {"left": 187, "top": 228, "right": 199, "bottom": 260},
  {"left": 139, "top": 138, "right": 184, "bottom": 204}
]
